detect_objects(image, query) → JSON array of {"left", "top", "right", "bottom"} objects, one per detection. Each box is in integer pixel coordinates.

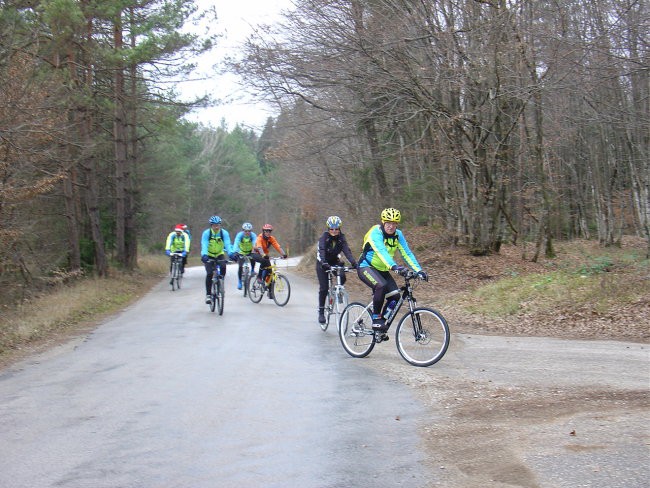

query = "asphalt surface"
[
  {"left": 0, "top": 263, "right": 432, "bottom": 488},
  {"left": 0, "top": 260, "right": 648, "bottom": 487}
]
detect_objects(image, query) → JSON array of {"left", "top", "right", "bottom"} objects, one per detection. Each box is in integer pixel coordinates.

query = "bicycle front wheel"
[
  {"left": 175, "top": 264, "right": 182, "bottom": 290},
  {"left": 322, "top": 292, "right": 334, "bottom": 331},
  {"left": 210, "top": 282, "right": 217, "bottom": 313},
  {"left": 395, "top": 307, "right": 450, "bottom": 367},
  {"left": 170, "top": 262, "right": 179, "bottom": 291},
  {"left": 217, "top": 278, "right": 225, "bottom": 315},
  {"left": 248, "top": 277, "right": 264, "bottom": 303},
  {"left": 334, "top": 288, "right": 349, "bottom": 324},
  {"left": 272, "top": 273, "right": 291, "bottom": 307},
  {"left": 338, "top": 302, "right": 375, "bottom": 358},
  {"left": 242, "top": 266, "right": 251, "bottom": 297}
]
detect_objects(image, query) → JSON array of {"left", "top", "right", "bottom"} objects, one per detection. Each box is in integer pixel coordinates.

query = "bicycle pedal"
[{"left": 374, "top": 332, "right": 389, "bottom": 343}]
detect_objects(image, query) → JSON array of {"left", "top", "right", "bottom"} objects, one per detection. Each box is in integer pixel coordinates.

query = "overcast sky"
[{"left": 178, "top": 0, "right": 293, "bottom": 131}]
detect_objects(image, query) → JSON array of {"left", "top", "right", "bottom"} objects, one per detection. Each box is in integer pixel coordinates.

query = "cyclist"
[
  {"left": 357, "top": 207, "right": 428, "bottom": 332},
  {"left": 316, "top": 216, "right": 357, "bottom": 324},
  {"left": 180, "top": 223, "right": 191, "bottom": 240},
  {"left": 251, "top": 223, "right": 287, "bottom": 285},
  {"left": 200, "top": 215, "right": 233, "bottom": 304},
  {"left": 165, "top": 224, "right": 189, "bottom": 275},
  {"left": 229, "top": 222, "right": 258, "bottom": 290}
]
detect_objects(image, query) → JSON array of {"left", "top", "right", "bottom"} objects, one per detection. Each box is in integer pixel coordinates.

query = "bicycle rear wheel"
[
  {"left": 395, "top": 307, "right": 450, "bottom": 367},
  {"left": 272, "top": 273, "right": 291, "bottom": 307},
  {"left": 248, "top": 277, "right": 264, "bottom": 303},
  {"left": 338, "top": 302, "right": 375, "bottom": 358},
  {"left": 217, "top": 278, "right": 225, "bottom": 315}
]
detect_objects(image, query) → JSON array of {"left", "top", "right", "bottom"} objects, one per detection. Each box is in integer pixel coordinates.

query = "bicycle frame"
[
  {"left": 322, "top": 266, "right": 349, "bottom": 331},
  {"left": 169, "top": 252, "right": 183, "bottom": 290},
  {"left": 264, "top": 257, "right": 281, "bottom": 284},
  {"left": 327, "top": 266, "right": 348, "bottom": 294},
  {"left": 382, "top": 278, "right": 417, "bottom": 326}
]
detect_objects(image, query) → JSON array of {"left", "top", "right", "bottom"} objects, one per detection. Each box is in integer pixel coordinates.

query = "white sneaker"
[{"left": 205, "top": 295, "right": 212, "bottom": 304}]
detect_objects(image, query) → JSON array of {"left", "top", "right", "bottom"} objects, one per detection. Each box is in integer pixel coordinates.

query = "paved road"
[
  {"left": 0, "top": 263, "right": 432, "bottom": 488},
  {"left": 0, "top": 261, "right": 648, "bottom": 488}
]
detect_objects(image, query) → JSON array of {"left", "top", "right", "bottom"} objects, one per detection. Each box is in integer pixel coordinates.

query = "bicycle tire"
[
  {"left": 170, "top": 260, "right": 179, "bottom": 291},
  {"left": 334, "top": 288, "right": 349, "bottom": 327},
  {"left": 395, "top": 307, "right": 450, "bottom": 367},
  {"left": 210, "top": 282, "right": 217, "bottom": 312},
  {"left": 248, "top": 277, "right": 264, "bottom": 303},
  {"left": 175, "top": 268, "right": 182, "bottom": 290},
  {"left": 338, "top": 302, "right": 375, "bottom": 358},
  {"left": 272, "top": 273, "right": 291, "bottom": 307},
  {"left": 242, "top": 264, "right": 251, "bottom": 297},
  {"left": 322, "top": 291, "right": 334, "bottom": 331},
  {"left": 217, "top": 277, "right": 225, "bottom": 315}
]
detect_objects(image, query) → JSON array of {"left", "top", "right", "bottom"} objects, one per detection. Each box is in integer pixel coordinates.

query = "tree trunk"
[{"left": 113, "top": 13, "right": 128, "bottom": 267}]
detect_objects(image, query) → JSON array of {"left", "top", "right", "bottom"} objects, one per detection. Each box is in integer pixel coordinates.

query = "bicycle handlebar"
[
  {"left": 326, "top": 266, "right": 350, "bottom": 275},
  {"left": 403, "top": 270, "right": 428, "bottom": 282}
]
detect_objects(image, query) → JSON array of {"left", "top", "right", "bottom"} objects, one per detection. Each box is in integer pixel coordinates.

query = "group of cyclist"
[
  {"left": 165, "top": 216, "right": 288, "bottom": 305},
  {"left": 165, "top": 207, "right": 427, "bottom": 333}
]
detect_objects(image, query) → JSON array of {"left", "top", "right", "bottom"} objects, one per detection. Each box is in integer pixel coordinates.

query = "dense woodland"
[{"left": 1, "top": 0, "right": 648, "bottom": 306}]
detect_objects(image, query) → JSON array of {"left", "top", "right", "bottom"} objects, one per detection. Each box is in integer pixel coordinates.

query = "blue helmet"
[
  {"left": 209, "top": 215, "right": 222, "bottom": 225},
  {"left": 242, "top": 222, "right": 253, "bottom": 231},
  {"left": 326, "top": 216, "right": 342, "bottom": 229}
]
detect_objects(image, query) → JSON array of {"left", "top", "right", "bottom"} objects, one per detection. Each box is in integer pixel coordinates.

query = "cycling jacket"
[
  {"left": 232, "top": 231, "right": 257, "bottom": 255},
  {"left": 358, "top": 224, "right": 421, "bottom": 272}
]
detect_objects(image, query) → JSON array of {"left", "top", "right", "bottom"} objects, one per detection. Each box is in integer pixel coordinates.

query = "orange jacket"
[{"left": 255, "top": 234, "right": 285, "bottom": 256}]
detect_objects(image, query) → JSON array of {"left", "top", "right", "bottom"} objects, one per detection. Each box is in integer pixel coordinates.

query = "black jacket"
[{"left": 316, "top": 231, "right": 356, "bottom": 266}]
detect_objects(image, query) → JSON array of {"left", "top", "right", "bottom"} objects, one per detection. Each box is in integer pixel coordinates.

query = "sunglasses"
[
  {"left": 328, "top": 228, "right": 340, "bottom": 231},
  {"left": 263, "top": 229, "right": 272, "bottom": 232}
]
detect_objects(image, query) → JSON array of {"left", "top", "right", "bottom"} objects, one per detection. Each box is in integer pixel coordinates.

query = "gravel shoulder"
[{"left": 294, "top": 238, "right": 650, "bottom": 487}]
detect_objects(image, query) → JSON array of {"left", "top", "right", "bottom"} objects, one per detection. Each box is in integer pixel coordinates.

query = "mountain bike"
[
  {"left": 321, "top": 266, "right": 350, "bottom": 331},
  {"left": 238, "top": 253, "right": 255, "bottom": 298},
  {"left": 338, "top": 271, "right": 450, "bottom": 367},
  {"left": 248, "top": 257, "right": 291, "bottom": 306},
  {"left": 169, "top": 252, "right": 184, "bottom": 291},
  {"left": 207, "top": 257, "right": 229, "bottom": 315}
]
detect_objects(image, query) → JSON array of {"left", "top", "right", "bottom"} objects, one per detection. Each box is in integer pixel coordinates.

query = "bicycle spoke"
[
  {"left": 217, "top": 278, "right": 225, "bottom": 315},
  {"left": 396, "top": 308, "right": 450, "bottom": 367},
  {"left": 248, "top": 276, "right": 263, "bottom": 303},
  {"left": 272, "top": 274, "right": 291, "bottom": 306},
  {"left": 338, "top": 303, "right": 375, "bottom": 358}
]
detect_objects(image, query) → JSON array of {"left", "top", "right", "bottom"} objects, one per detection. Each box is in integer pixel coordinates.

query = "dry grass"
[{"left": 0, "top": 259, "right": 167, "bottom": 366}]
